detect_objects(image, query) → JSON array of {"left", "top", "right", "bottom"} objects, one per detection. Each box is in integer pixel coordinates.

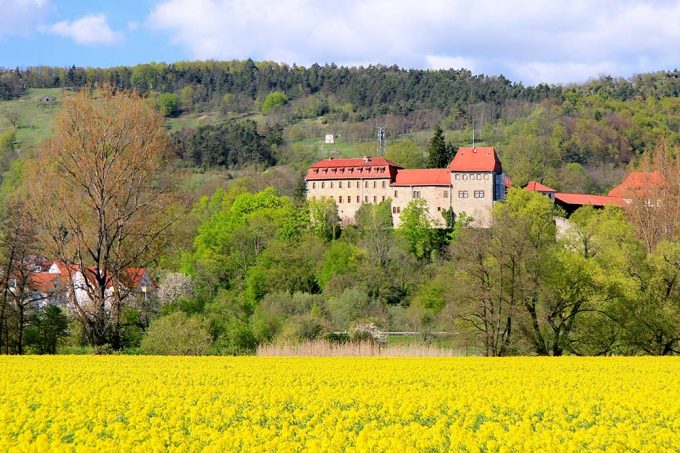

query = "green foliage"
[
  {"left": 317, "top": 241, "right": 362, "bottom": 289},
  {"left": 427, "top": 126, "right": 450, "bottom": 168},
  {"left": 140, "top": 312, "right": 212, "bottom": 355},
  {"left": 173, "top": 120, "right": 279, "bottom": 168},
  {"left": 385, "top": 140, "right": 426, "bottom": 168},
  {"left": 397, "top": 199, "right": 443, "bottom": 260},
  {"left": 24, "top": 305, "right": 69, "bottom": 354},
  {"left": 308, "top": 197, "right": 340, "bottom": 241},
  {"left": 262, "top": 91, "right": 289, "bottom": 114},
  {"left": 155, "top": 93, "right": 178, "bottom": 117}
]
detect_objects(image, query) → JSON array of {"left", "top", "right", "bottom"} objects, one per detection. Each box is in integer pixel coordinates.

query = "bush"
[
  {"left": 262, "top": 91, "right": 288, "bottom": 114},
  {"left": 140, "top": 312, "right": 212, "bottom": 355},
  {"left": 155, "top": 93, "right": 178, "bottom": 117}
]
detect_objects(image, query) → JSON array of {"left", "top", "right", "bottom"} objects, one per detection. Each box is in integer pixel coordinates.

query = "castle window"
[
  {"left": 484, "top": 174, "right": 490, "bottom": 180},
  {"left": 373, "top": 181, "right": 377, "bottom": 189},
  {"left": 356, "top": 181, "right": 360, "bottom": 188},
  {"left": 476, "top": 174, "right": 482, "bottom": 180},
  {"left": 382, "top": 181, "right": 386, "bottom": 188},
  {"left": 463, "top": 174, "right": 468, "bottom": 180},
  {"left": 339, "top": 181, "right": 343, "bottom": 188},
  {"left": 392, "top": 207, "right": 397, "bottom": 214},
  {"left": 443, "top": 190, "right": 449, "bottom": 198},
  {"left": 458, "top": 191, "right": 468, "bottom": 198},
  {"left": 321, "top": 182, "right": 325, "bottom": 189},
  {"left": 365, "top": 181, "right": 369, "bottom": 188},
  {"left": 356, "top": 196, "right": 360, "bottom": 203},
  {"left": 373, "top": 196, "right": 377, "bottom": 203},
  {"left": 413, "top": 191, "right": 421, "bottom": 199},
  {"left": 474, "top": 190, "right": 485, "bottom": 198},
  {"left": 330, "top": 181, "right": 334, "bottom": 189},
  {"left": 364, "top": 195, "right": 368, "bottom": 203},
  {"left": 437, "top": 207, "right": 441, "bottom": 211},
  {"left": 382, "top": 195, "right": 385, "bottom": 202},
  {"left": 455, "top": 174, "right": 460, "bottom": 180},
  {"left": 312, "top": 182, "right": 316, "bottom": 189},
  {"left": 394, "top": 190, "right": 398, "bottom": 198},
  {"left": 339, "top": 196, "right": 343, "bottom": 203}
]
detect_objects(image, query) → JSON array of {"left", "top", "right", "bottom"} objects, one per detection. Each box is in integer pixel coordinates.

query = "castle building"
[{"left": 305, "top": 147, "right": 507, "bottom": 227}]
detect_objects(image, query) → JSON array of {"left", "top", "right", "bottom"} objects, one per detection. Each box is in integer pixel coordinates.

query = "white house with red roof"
[
  {"left": 45, "top": 261, "right": 154, "bottom": 311},
  {"left": 306, "top": 147, "right": 507, "bottom": 227}
]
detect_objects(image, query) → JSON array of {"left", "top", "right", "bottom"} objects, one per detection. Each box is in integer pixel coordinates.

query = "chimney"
[
  {"left": 363, "top": 156, "right": 370, "bottom": 163},
  {"left": 473, "top": 147, "right": 477, "bottom": 153}
]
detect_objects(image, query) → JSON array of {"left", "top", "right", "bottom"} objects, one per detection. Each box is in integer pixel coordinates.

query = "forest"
[{"left": 0, "top": 62, "right": 678, "bottom": 355}]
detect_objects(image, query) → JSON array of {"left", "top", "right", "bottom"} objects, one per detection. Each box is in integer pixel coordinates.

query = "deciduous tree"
[{"left": 28, "top": 86, "right": 176, "bottom": 349}]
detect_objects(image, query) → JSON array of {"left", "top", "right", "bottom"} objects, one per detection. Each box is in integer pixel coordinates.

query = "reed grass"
[{"left": 256, "top": 340, "right": 463, "bottom": 357}]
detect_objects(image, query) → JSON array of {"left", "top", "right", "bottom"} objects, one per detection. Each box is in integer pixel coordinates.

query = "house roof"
[
  {"left": 525, "top": 181, "right": 557, "bottom": 193},
  {"left": 504, "top": 175, "right": 513, "bottom": 188},
  {"left": 392, "top": 168, "right": 451, "bottom": 186},
  {"left": 306, "top": 157, "right": 402, "bottom": 181},
  {"left": 608, "top": 171, "right": 665, "bottom": 198},
  {"left": 28, "top": 273, "right": 66, "bottom": 292},
  {"left": 449, "top": 147, "right": 502, "bottom": 173},
  {"left": 554, "top": 192, "right": 625, "bottom": 208},
  {"left": 51, "top": 261, "right": 150, "bottom": 289}
]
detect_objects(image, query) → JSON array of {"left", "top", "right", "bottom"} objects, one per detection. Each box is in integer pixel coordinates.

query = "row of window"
[
  {"left": 454, "top": 173, "right": 490, "bottom": 181},
  {"left": 335, "top": 195, "right": 387, "bottom": 204},
  {"left": 311, "top": 180, "right": 388, "bottom": 190}
]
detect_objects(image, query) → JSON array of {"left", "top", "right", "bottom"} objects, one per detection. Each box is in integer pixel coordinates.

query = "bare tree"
[
  {"left": 0, "top": 202, "right": 40, "bottom": 354},
  {"left": 623, "top": 140, "right": 680, "bottom": 252},
  {"left": 29, "top": 86, "right": 177, "bottom": 349}
]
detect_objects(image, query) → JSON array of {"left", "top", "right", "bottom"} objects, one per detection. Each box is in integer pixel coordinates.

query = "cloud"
[
  {"left": 46, "top": 14, "right": 122, "bottom": 46},
  {"left": 0, "top": 0, "right": 52, "bottom": 38},
  {"left": 147, "top": 0, "right": 680, "bottom": 84}
]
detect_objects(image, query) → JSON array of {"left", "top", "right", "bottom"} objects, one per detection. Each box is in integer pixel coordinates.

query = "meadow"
[{"left": 1, "top": 357, "right": 678, "bottom": 451}]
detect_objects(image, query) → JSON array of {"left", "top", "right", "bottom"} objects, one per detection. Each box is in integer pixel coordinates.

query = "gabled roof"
[
  {"left": 392, "top": 169, "right": 451, "bottom": 186},
  {"left": 449, "top": 147, "right": 502, "bottom": 173},
  {"left": 554, "top": 193, "right": 625, "bottom": 208},
  {"left": 28, "top": 273, "right": 67, "bottom": 292},
  {"left": 306, "top": 157, "right": 402, "bottom": 181},
  {"left": 525, "top": 181, "right": 557, "bottom": 193},
  {"left": 608, "top": 171, "right": 665, "bottom": 198}
]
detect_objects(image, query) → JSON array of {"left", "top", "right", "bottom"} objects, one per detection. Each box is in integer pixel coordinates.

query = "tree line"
[{"left": 2, "top": 62, "right": 678, "bottom": 114}]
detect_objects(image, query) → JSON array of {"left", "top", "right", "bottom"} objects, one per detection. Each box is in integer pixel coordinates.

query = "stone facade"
[{"left": 305, "top": 148, "right": 506, "bottom": 228}]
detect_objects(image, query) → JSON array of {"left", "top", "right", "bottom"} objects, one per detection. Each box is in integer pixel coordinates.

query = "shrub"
[
  {"left": 262, "top": 91, "right": 288, "bottom": 114},
  {"left": 140, "top": 312, "right": 212, "bottom": 355}
]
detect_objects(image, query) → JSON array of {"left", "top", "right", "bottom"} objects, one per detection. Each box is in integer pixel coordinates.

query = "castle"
[{"left": 305, "top": 147, "right": 507, "bottom": 227}]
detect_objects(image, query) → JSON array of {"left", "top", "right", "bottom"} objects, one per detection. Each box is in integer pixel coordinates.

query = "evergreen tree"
[{"left": 427, "top": 126, "right": 449, "bottom": 168}]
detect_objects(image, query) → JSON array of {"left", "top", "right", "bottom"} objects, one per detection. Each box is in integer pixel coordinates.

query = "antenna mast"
[
  {"left": 377, "top": 126, "right": 386, "bottom": 156},
  {"left": 472, "top": 116, "right": 475, "bottom": 148}
]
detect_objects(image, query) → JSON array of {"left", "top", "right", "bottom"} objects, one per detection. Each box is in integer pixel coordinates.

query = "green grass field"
[{"left": 0, "top": 88, "right": 64, "bottom": 150}]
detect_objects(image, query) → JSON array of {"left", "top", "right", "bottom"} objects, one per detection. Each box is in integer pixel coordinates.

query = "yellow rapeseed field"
[{"left": 1, "top": 356, "right": 679, "bottom": 452}]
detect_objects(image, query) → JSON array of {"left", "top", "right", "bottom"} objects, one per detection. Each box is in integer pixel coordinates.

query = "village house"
[{"left": 7, "top": 260, "right": 156, "bottom": 313}]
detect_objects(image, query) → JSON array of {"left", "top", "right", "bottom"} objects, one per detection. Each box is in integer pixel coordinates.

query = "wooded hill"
[{"left": 0, "top": 62, "right": 679, "bottom": 199}]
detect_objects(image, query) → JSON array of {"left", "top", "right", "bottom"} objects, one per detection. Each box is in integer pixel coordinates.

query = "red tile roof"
[
  {"left": 608, "top": 172, "right": 665, "bottom": 198},
  {"left": 449, "top": 147, "right": 502, "bottom": 173},
  {"left": 525, "top": 181, "right": 557, "bottom": 193},
  {"left": 51, "top": 261, "right": 149, "bottom": 289},
  {"left": 392, "top": 169, "right": 451, "bottom": 186},
  {"left": 306, "top": 157, "right": 402, "bottom": 181},
  {"left": 554, "top": 193, "right": 625, "bottom": 207},
  {"left": 28, "top": 273, "right": 66, "bottom": 292}
]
